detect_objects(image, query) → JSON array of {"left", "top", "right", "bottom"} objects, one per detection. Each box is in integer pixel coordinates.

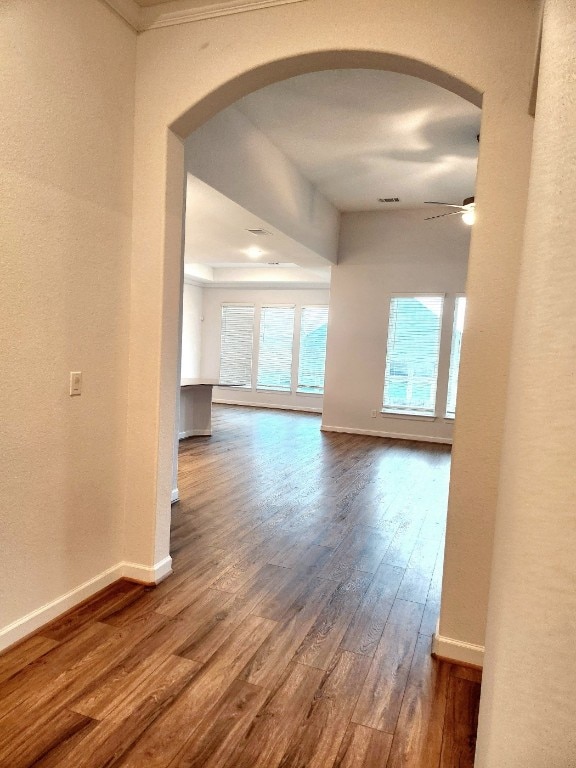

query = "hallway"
[{"left": 0, "top": 406, "right": 480, "bottom": 767}]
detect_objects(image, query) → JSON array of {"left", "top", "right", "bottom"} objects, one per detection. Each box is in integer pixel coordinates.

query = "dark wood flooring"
[{"left": 0, "top": 405, "right": 480, "bottom": 767}]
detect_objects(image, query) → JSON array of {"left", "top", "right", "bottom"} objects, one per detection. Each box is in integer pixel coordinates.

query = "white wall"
[
  {"left": 181, "top": 281, "right": 204, "bottom": 378},
  {"left": 322, "top": 210, "right": 470, "bottom": 442},
  {"left": 0, "top": 0, "right": 136, "bottom": 648},
  {"left": 185, "top": 107, "right": 340, "bottom": 262},
  {"left": 201, "top": 287, "right": 330, "bottom": 411}
]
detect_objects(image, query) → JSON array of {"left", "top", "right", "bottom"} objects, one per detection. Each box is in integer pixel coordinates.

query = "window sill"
[{"left": 380, "top": 410, "right": 437, "bottom": 421}]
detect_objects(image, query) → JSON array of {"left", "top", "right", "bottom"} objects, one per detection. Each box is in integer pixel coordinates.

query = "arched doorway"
[{"left": 124, "top": 11, "right": 536, "bottom": 669}]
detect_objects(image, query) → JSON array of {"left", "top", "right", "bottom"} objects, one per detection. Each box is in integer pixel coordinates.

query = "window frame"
[
  {"left": 296, "top": 304, "right": 329, "bottom": 396},
  {"left": 218, "top": 302, "right": 256, "bottom": 390},
  {"left": 381, "top": 293, "right": 446, "bottom": 419}
]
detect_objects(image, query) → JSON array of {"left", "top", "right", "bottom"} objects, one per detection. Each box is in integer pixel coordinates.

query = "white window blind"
[
  {"left": 257, "top": 305, "right": 295, "bottom": 392},
  {"left": 219, "top": 304, "right": 255, "bottom": 388},
  {"left": 446, "top": 297, "right": 467, "bottom": 418},
  {"left": 383, "top": 296, "right": 444, "bottom": 415},
  {"left": 297, "top": 306, "right": 329, "bottom": 394}
]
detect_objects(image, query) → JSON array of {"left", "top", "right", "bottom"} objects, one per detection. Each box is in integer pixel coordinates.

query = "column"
[{"left": 476, "top": 1, "right": 576, "bottom": 764}]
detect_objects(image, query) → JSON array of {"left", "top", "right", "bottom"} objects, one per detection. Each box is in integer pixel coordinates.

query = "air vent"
[
  {"left": 378, "top": 197, "right": 400, "bottom": 203},
  {"left": 246, "top": 228, "right": 272, "bottom": 236},
  {"left": 267, "top": 262, "right": 280, "bottom": 266}
]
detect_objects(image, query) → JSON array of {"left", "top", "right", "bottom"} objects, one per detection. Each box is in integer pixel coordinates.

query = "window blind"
[
  {"left": 297, "top": 306, "right": 329, "bottom": 394},
  {"left": 446, "top": 297, "right": 467, "bottom": 418},
  {"left": 256, "top": 305, "right": 295, "bottom": 392},
  {"left": 383, "top": 296, "right": 444, "bottom": 415},
  {"left": 219, "top": 304, "right": 255, "bottom": 388}
]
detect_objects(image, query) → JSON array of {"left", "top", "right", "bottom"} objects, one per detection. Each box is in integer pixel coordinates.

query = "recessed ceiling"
[{"left": 235, "top": 69, "right": 481, "bottom": 212}]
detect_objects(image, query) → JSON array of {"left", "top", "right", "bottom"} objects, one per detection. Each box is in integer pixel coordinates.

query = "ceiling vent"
[
  {"left": 378, "top": 197, "right": 400, "bottom": 203},
  {"left": 246, "top": 228, "right": 272, "bottom": 236}
]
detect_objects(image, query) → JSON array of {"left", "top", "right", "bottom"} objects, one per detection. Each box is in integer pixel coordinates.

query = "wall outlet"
[
  {"left": 70, "top": 371, "right": 82, "bottom": 396},
  {"left": 371, "top": 409, "right": 378, "bottom": 418}
]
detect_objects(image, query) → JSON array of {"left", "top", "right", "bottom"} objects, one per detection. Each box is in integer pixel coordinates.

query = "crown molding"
[{"left": 104, "top": 0, "right": 308, "bottom": 32}]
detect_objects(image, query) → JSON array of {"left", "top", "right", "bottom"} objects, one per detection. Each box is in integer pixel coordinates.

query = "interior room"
[{"left": 2, "top": 1, "right": 575, "bottom": 766}]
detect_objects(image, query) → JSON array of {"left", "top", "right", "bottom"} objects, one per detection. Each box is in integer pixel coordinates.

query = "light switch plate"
[{"left": 70, "top": 371, "right": 82, "bottom": 396}]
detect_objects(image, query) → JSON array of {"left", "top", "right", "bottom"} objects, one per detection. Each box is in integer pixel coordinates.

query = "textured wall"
[
  {"left": 477, "top": 0, "right": 576, "bottom": 763},
  {"left": 0, "top": 1, "right": 136, "bottom": 636}
]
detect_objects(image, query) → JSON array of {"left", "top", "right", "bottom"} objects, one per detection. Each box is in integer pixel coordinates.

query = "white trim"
[
  {"left": 103, "top": 0, "right": 145, "bottom": 30},
  {"left": 0, "top": 557, "right": 173, "bottom": 652},
  {"left": 122, "top": 556, "right": 173, "bottom": 584},
  {"left": 320, "top": 425, "right": 452, "bottom": 445},
  {"left": 143, "top": 0, "right": 308, "bottom": 30},
  {"left": 104, "top": 0, "right": 308, "bottom": 32},
  {"left": 179, "top": 428, "right": 212, "bottom": 438},
  {"left": 213, "top": 398, "right": 322, "bottom": 413},
  {"left": 171, "top": 488, "right": 180, "bottom": 503},
  {"left": 432, "top": 632, "right": 484, "bottom": 667}
]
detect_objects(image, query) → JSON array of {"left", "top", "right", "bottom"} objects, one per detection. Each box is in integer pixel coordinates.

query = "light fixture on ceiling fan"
[{"left": 424, "top": 196, "right": 476, "bottom": 225}]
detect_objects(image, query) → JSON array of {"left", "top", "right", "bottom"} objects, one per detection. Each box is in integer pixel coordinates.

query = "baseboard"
[
  {"left": 179, "top": 429, "right": 212, "bottom": 438},
  {"left": 171, "top": 488, "right": 180, "bottom": 503},
  {"left": 321, "top": 424, "right": 452, "bottom": 445},
  {"left": 0, "top": 557, "right": 173, "bottom": 653},
  {"left": 432, "top": 632, "right": 485, "bottom": 667},
  {"left": 213, "top": 398, "right": 322, "bottom": 414},
  {"left": 122, "top": 556, "right": 173, "bottom": 585}
]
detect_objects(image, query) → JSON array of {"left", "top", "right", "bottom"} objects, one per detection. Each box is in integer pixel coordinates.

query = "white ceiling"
[
  {"left": 185, "top": 69, "right": 480, "bottom": 283},
  {"left": 236, "top": 69, "right": 481, "bottom": 212}
]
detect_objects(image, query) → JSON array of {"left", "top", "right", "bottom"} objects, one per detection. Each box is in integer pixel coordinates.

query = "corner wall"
[{"left": 0, "top": 0, "right": 137, "bottom": 649}]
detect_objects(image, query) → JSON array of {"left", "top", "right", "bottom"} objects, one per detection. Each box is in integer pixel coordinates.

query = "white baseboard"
[
  {"left": 213, "top": 398, "right": 322, "bottom": 414},
  {"left": 122, "top": 556, "right": 173, "bottom": 585},
  {"left": 321, "top": 424, "right": 452, "bottom": 445},
  {"left": 0, "top": 556, "right": 173, "bottom": 653},
  {"left": 432, "top": 632, "right": 485, "bottom": 667},
  {"left": 179, "top": 429, "right": 212, "bottom": 438},
  {"left": 171, "top": 488, "right": 180, "bottom": 503}
]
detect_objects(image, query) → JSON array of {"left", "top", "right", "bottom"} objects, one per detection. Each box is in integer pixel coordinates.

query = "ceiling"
[
  {"left": 236, "top": 69, "right": 481, "bottom": 212},
  {"left": 185, "top": 69, "right": 480, "bottom": 283}
]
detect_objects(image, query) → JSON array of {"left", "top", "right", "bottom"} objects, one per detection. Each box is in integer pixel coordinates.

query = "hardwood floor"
[{"left": 0, "top": 405, "right": 481, "bottom": 767}]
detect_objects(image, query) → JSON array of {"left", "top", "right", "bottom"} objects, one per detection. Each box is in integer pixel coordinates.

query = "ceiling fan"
[{"left": 425, "top": 196, "right": 476, "bottom": 225}]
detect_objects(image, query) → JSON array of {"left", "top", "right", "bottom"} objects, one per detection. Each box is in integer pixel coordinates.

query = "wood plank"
[
  {"left": 167, "top": 679, "right": 269, "bottom": 768},
  {"left": 385, "top": 634, "right": 451, "bottom": 767},
  {"left": 278, "top": 650, "right": 371, "bottom": 768},
  {"left": 239, "top": 577, "right": 338, "bottom": 688},
  {"left": 118, "top": 614, "right": 276, "bottom": 768},
  {"left": 33, "top": 656, "right": 200, "bottom": 768},
  {"left": 439, "top": 675, "right": 481, "bottom": 768},
  {"left": 176, "top": 564, "right": 288, "bottom": 663},
  {"left": 0, "top": 707, "right": 94, "bottom": 768},
  {"left": 340, "top": 563, "right": 404, "bottom": 656},
  {"left": 41, "top": 581, "right": 145, "bottom": 641},
  {"left": 333, "top": 723, "right": 394, "bottom": 768},
  {"left": 0, "top": 635, "right": 60, "bottom": 685},
  {"left": 221, "top": 662, "right": 326, "bottom": 768},
  {"left": 295, "top": 572, "right": 372, "bottom": 670},
  {"left": 352, "top": 599, "right": 424, "bottom": 733}
]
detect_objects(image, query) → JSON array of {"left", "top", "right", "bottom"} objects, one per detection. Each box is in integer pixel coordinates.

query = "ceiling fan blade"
[
  {"left": 425, "top": 211, "right": 463, "bottom": 220},
  {"left": 424, "top": 202, "right": 465, "bottom": 208}
]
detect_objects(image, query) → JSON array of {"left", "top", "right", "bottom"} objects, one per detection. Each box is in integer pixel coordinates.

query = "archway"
[{"left": 123, "top": 10, "right": 536, "bottom": 670}]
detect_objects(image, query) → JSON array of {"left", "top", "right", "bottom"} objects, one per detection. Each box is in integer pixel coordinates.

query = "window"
[
  {"left": 446, "top": 297, "right": 467, "bottom": 418},
  {"left": 383, "top": 296, "right": 444, "bottom": 416},
  {"left": 219, "top": 304, "right": 255, "bottom": 388},
  {"left": 256, "top": 305, "right": 295, "bottom": 392},
  {"left": 297, "top": 306, "right": 329, "bottom": 394}
]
